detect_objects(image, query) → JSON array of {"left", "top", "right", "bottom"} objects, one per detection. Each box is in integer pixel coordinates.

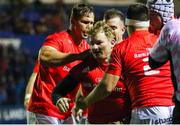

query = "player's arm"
[
  {"left": 73, "top": 85, "right": 84, "bottom": 120},
  {"left": 51, "top": 74, "right": 80, "bottom": 112},
  {"left": 149, "top": 56, "right": 167, "bottom": 69},
  {"left": 24, "top": 49, "right": 40, "bottom": 109},
  {"left": 24, "top": 72, "right": 37, "bottom": 109},
  {"left": 39, "top": 46, "right": 90, "bottom": 67},
  {"left": 149, "top": 41, "right": 168, "bottom": 69},
  {"left": 75, "top": 85, "right": 84, "bottom": 104},
  {"left": 149, "top": 24, "right": 170, "bottom": 69},
  {"left": 76, "top": 73, "right": 119, "bottom": 110}
]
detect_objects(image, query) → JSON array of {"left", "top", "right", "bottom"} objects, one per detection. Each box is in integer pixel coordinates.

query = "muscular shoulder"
[
  {"left": 162, "top": 19, "right": 180, "bottom": 35},
  {"left": 160, "top": 19, "right": 180, "bottom": 43},
  {"left": 113, "top": 38, "right": 131, "bottom": 55},
  {"left": 165, "top": 19, "right": 180, "bottom": 29},
  {"left": 45, "top": 31, "right": 70, "bottom": 41},
  {"left": 42, "top": 30, "right": 75, "bottom": 50}
]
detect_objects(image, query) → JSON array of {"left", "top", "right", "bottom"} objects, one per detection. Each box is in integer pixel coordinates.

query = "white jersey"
[{"left": 150, "top": 18, "right": 180, "bottom": 101}]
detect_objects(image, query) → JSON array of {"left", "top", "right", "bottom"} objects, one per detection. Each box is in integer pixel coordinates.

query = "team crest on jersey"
[{"left": 63, "top": 66, "right": 70, "bottom": 72}]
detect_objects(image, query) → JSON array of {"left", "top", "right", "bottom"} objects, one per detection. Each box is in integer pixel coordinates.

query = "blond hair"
[{"left": 89, "top": 21, "right": 115, "bottom": 41}]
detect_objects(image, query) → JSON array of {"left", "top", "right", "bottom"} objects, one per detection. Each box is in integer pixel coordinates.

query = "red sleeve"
[
  {"left": 33, "top": 61, "right": 39, "bottom": 73},
  {"left": 69, "top": 61, "right": 89, "bottom": 80},
  {"left": 107, "top": 44, "right": 122, "bottom": 76},
  {"left": 42, "top": 34, "right": 63, "bottom": 51},
  {"left": 69, "top": 64, "right": 83, "bottom": 81},
  {"left": 70, "top": 57, "right": 96, "bottom": 80}
]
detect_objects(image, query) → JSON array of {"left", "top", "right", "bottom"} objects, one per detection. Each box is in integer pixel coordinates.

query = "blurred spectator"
[
  {"left": 0, "top": 78, "right": 7, "bottom": 104},
  {"left": 0, "top": 44, "right": 35, "bottom": 105},
  {"left": 0, "top": 0, "right": 68, "bottom": 35}
]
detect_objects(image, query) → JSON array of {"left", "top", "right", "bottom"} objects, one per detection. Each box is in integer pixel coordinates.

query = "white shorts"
[
  {"left": 26, "top": 111, "right": 77, "bottom": 124},
  {"left": 130, "top": 106, "right": 174, "bottom": 124}
]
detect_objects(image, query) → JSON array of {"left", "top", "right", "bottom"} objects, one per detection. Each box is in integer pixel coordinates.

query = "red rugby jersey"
[
  {"left": 28, "top": 30, "right": 89, "bottom": 119},
  {"left": 107, "top": 30, "right": 174, "bottom": 109},
  {"left": 70, "top": 56, "right": 131, "bottom": 123},
  {"left": 33, "top": 61, "right": 39, "bottom": 73}
]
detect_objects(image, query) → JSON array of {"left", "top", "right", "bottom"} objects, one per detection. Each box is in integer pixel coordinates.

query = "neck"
[
  {"left": 117, "top": 36, "right": 123, "bottom": 44},
  {"left": 96, "top": 58, "right": 108, "bottom": 64},
  {"left": 96, "top": 52, "right": 111, "bottom": 64},
  {"left": 69, "top": 28, "right": 83, "bottom": 45},
  {"left": 128, "top": 27, "right": 148, "bottom": 36}
]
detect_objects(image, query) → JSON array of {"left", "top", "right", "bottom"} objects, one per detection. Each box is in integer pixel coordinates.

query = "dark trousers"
[{"left": 172, "top": 100, "right": 180, "bottom": 124}]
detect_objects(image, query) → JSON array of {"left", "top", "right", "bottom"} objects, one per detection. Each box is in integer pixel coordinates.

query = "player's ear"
[{"left": 121, "top": 25, "right": 126, "bottom": 34}]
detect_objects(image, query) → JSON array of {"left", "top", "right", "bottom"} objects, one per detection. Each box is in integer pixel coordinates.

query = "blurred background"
[{"left": 0, "top": 0, "right": 180, "bottom": 123}]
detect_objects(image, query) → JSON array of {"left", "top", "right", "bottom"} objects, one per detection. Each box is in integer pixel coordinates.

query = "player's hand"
[
  {"left": 72, "top": 106, "right": 83, "bottom": 122},
  {"left": 24, "top": 98, "right": 30, "bottom": 109},
  {"left": 56, "top": 98, "right": 72, "bottom": 113},
  {"left": 24, "top": 94, "right": 31, "bottom": 109}
]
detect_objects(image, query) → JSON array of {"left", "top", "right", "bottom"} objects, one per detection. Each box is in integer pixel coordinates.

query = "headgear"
[{"left": 146, "top": 0, "right": 174, "bottom": 24}]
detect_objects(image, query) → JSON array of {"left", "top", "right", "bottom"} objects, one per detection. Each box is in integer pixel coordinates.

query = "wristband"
[{"left": 25, "top": 94, "right": 31, "bottom": 100}]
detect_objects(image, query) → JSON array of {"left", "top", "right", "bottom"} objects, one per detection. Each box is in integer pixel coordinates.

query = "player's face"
[
  {"left": 73, "top": 12, "right": 94, "bottom": 39},
  {"left": 90, "top": 31, "right": 114, "bottom": 61},
  {"left": 149, "top": 10, "right": 163, "bottom": 35},
  {"left": 106, "top": 17, "right": 125, "bottom": 42}
]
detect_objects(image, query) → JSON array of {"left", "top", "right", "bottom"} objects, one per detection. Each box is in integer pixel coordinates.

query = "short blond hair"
[{"left": 89, "top": 21, "right": 115, "bottom": 41}]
